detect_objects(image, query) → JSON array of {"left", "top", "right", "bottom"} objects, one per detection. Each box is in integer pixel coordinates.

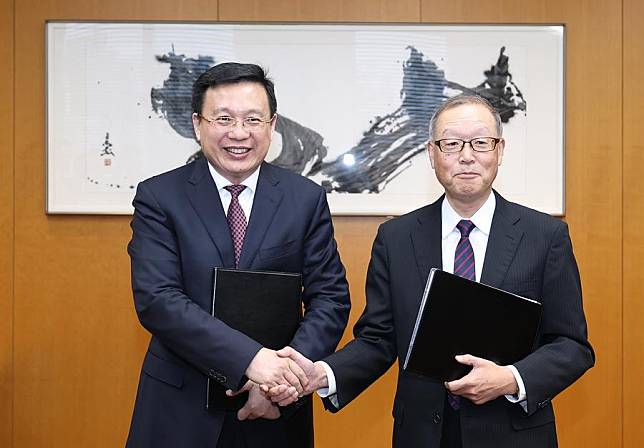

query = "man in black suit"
[
  {"left": 271, "top": 94, "right": 594, "bottom": 447},
  {"left": 126, "top": 62, "right": 350, "bottom": 448}
]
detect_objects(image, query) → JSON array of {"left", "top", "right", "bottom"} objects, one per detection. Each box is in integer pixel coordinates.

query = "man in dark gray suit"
[{"left": 271, "top": 94, "right": 594, "bottom": 447}]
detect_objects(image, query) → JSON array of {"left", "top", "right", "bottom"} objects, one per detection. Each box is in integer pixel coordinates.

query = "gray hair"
[{"left": 429, "top": 94, "right": 503, "bottom": 140}]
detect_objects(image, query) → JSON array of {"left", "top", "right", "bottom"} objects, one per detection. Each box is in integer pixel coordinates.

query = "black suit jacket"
[
  {"left": 323, "top": 191, "right": 594, "bottom": 448},
  {"left": 126, "top": 157, "right": 350, "bottom": 447}
]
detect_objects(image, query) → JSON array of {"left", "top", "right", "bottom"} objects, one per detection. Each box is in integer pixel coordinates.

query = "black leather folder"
[
  {"left": 402, "top": 268, "right": 542, "bottom": 382},
  {"left": 207, "top": 268, "right": 302, "bottom": 411}
]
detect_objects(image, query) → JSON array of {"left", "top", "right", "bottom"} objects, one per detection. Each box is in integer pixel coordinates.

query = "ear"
[
  {"left": 427, "top": 141, "right": 437, "bottom": 169},
  {"left": 266, "top": 114, "right": 278, "bottom": 146},
  {"left": 192, "top": 113, "right": 201, "bottom": 142},
  {"left": 270, "top": 114, "right": 278, "bottom": 134},
  {"left": 496, "top": 138, "right": 505, "bottom": 166}
]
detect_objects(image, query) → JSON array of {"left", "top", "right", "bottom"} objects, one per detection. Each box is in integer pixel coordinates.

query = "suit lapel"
[
  {"left": 480, "top": 191, "right": 524, "bottom": 288},
  {"left": 185, "top": 156, "right": 235, "bottom": 267},
  {"left": 238, "top": 163, "right": 284, "bottom": 269},
  {"left": 411, "top": 197, "right": 443, "bottom": 287}
]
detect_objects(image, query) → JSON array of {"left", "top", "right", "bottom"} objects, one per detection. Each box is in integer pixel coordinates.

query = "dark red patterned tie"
[
  {"left": 448, "top": 219, "right": 476, "bottom": 410},
  {"left": 224, "top": 185, "right": 247, "bottom": 268}
]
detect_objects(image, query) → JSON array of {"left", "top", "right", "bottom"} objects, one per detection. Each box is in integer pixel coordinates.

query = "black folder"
[
  {"left": 402, "top": 268, "right": 542, "bottom": 382},
  {"left": 206, "top": 268, "right": 302, "bottom": 411}
]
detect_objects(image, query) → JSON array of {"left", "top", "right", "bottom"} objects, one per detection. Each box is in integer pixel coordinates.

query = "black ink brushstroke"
[
  {"left": 307, "top": 46, "right": 446, "bottom": 193},
  {"left": 306, "top": 46, "right": 526, "bottom": 193},
  {"left": 151, "top": 48, "right": 214, "bottom": 140},
  {"left": 150, "top": 47, "right": 329, "bottom": 168},
  {"left": 151, "top": 45, "right": 526, "bottom": 194},
  {"left": 446, "top": 46, "right": 526, "bottom": 122},
  {"left": 271, "top": 116, "right": 328, "bottom": 174}
]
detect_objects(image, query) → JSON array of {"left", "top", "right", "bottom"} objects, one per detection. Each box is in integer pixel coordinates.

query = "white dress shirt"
[
  {"left": 319, "top": 192, "right": 527, "bottom": 411},
  {"left": 207, "top": 161, "right": 260, "bottom": 219}
]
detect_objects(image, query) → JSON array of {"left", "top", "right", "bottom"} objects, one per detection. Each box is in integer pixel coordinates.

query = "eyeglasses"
[
  {"left": 199, "top": 114, "right": 275, "bottom": 131},
  {"left": 433, "top": 137, "right": 502, "bottom": 153}
]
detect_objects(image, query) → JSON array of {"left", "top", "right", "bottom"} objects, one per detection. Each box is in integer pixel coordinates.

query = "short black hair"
[{"left": 191, "top": 62, "right": 277, "bottom": 117}]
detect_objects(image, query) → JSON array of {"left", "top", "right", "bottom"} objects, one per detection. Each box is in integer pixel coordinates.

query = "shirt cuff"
[
  {"left": 316, "top": 361, "right": 339, "bottom": 408},
  {"left": 504, "top": 365, "right": 528, "bottom": 412}
]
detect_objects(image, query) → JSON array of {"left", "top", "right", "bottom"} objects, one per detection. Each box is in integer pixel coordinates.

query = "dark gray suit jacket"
[
  {"left": 323, "top": 191, "right": 594, "bottom": 448},
  {"left": 126, "top": 157, "right": 350, "bottom": 447}
]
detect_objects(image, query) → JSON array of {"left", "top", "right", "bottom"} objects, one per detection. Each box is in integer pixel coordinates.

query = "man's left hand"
[
  {"left": 445, "top": 354, "right": 518, "bottom": 405},
  {"left": 226, "top": 381, "right": 280, "bottom": 421}
]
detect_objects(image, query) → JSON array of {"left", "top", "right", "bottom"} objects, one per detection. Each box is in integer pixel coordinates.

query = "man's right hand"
[
  {"left": 262, "top": 346, "right": 329, "bottom": 406},
  {"left": 245, "top": 348, "right": 309, "bottom": 394}
]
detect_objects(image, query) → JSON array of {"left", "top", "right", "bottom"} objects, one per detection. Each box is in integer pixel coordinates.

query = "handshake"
[
  {"left": 246, "top": 346, "right": 329, "bottom": 405},
  {"left": 227, "top": 347, "right": 328, "bottom": 421}
]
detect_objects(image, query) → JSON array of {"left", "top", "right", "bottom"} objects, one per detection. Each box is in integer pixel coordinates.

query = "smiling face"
[
  {"left": 428, "top": 103, "right": 505, "bottom": 210},
  {"left": 192, "top": 81, "right": 276, "bottom": 184}
]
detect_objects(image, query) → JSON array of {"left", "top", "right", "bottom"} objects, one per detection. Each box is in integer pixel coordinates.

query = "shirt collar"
[
  {"left": 441, "top": 192, "right": 496, "bottom": 239},
  {"left": 207, "top": 160, "right": 260, "bottom": 194}
]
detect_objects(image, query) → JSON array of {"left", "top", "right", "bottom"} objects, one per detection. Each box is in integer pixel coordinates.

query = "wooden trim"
[
  {"left": 623, "top": 0, "right": 644, "bottom": 445},
  {"left": 0, "top": 0, "right": 14, "bottom": 446}
]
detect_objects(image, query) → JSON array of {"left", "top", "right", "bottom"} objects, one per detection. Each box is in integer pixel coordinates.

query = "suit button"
[
  {"left": 538, "top": 399, "right": 550, "bottom": 408},
  {"left": 433, "top": 412, "right": 441, "bottom": 424}
]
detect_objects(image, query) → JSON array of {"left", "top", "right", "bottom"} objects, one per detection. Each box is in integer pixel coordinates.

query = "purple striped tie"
[
  {"left": 454, "top": 220, "right": 476, "bottom": 280},
  {"left": 224, "top": 185, "right": 247, "bottom": 268},
  {"left": 448, "top": 219, "right": 476, "bottom": 411}
]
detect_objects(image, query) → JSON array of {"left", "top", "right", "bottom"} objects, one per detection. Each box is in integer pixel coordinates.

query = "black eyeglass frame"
[{"left": 432, "top": 137, "right": 503, "bottom": 153}]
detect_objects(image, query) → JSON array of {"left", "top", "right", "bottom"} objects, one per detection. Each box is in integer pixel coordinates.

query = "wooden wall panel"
[
  {"left": 5, "top": 0, "right": 634, "bottom": 447},
  {"left": 550, "top": 3, "right": 622, "bottom": 446},
  {"left": 0, "top": 0, "right": 14, "bottom": 446},
  {"left": 319, "top": 217, "right": 390, "bottom": 447},
  {"left": 420, "top": 0, "right": 551, "bottom": 21},
  {"left": 421, "top": 1, "right": 623, "bottom": 447},
  {"left": 219, "top": 0, "right": 420, "bottom": 22},
  {"left": 623, "top": 0, "right": 644, "bottom": 445}
]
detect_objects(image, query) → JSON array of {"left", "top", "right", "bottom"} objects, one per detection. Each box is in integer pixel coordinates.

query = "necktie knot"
[
  {"left": 225, "top": 184, "right": 246, "bottom": 199},
  {"left": 456, "top": 220, "right": 475, "bottom": 238}
]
